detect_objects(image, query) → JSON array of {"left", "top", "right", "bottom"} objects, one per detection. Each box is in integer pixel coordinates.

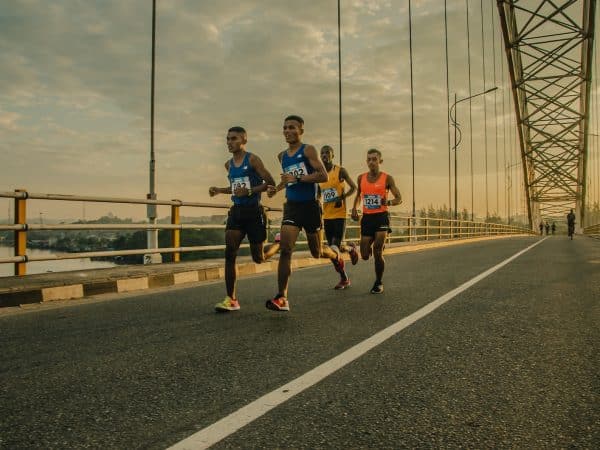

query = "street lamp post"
[
  {"left": 449, "top": 87, "right": 498, "bottom": 221},
  {"left": 146, "top": 0, "right": 161, "bottom": 264}
]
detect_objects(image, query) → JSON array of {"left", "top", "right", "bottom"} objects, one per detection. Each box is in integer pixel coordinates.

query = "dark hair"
[
  {"left": 367, "top": 148, "right": 382, "bottom": 158},
  {"left": 228, "top": 126, "right": 247, "bottom": 134},
  {"left": 284, "top": 115, "right": 304, "bottom": 125},
  {"left": 320, "top": 145, "right": 334, "bottom": 154}
]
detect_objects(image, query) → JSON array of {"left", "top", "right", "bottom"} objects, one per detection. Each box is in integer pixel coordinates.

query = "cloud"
[{"left": 0, "top": 0, "right": 516, "bottom": 219}]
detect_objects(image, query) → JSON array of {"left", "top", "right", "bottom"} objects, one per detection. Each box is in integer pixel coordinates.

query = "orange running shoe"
[{"left": 266, "top": 294, "right": 289, "bottom": 311}]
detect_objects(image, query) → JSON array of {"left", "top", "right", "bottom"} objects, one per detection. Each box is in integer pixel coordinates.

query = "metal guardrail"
[
  {"left": 0, "top": 189, "right": 534, "bottom": 276},
  {"left": 583, "top": 223, "right": 600, "bottom": 238}
]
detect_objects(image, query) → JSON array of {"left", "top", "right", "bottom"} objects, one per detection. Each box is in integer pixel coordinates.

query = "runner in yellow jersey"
[{"left": 318, "top": 145, "right": 358, "bottom": 289}]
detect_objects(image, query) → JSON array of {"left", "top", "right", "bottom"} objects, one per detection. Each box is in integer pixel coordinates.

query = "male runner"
[
  {"left": 265, "top": 115, "right": 345, "bottom": 311},
  {"left": 319, "top": 145, "right": 358, "bottom": 289},
  {"left": 567, "top": 209, "right": 576, "bottom": 240},
  {"left": 351, "top": 148, "right": 402, "bottom": 294},
  {"left": 209, "top": 126, "right": 280, "bottom": 312}
]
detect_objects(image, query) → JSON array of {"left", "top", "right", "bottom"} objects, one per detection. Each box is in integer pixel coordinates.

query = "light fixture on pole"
[{"left": 449, "top": 86, "right": 498, "bottom": 221}]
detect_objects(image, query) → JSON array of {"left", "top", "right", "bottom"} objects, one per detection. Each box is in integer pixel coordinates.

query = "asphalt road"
[{"left": 1, "top": 236, "right": 598, "bottom": 449}]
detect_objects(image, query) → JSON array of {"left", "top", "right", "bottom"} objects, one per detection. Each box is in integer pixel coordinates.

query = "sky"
[{"left": 1, "top": 0, "right": 531, "bottom": 221}]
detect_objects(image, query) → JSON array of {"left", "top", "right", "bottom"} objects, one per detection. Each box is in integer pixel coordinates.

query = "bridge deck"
[
  {"left": 0, "top": 236, "right": 520, "bottom": 308},
  {"left": 0, "top": 236, "right": 598, "bottom": 448}
]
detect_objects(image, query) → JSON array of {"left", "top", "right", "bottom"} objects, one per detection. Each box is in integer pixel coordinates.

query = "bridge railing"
[
  {"left": 583, "top": 223, "right": 600, "bottom": 239},
  {"left": 0, "top": 190, "right": 534, "bottom": 276}
]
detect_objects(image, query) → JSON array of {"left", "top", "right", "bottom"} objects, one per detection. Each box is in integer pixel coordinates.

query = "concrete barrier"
[{"left": 0, "top": 235, "right": 530, "bottom": 308}]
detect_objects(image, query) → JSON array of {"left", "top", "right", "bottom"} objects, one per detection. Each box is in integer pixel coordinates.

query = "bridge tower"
[{"left": 497, "top": 0, "right": 596, "bottom": 229}]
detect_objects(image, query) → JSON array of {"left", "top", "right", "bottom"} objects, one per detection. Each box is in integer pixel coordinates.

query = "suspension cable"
[
  {"left": 466, "top": 0, "right": 474, "bottom": 220},
  {"left": 590, "top": 13, "right": 600, "bottom": 219},
  {"left": 480, "top": 0, "right": 489, "bottom": 218},
  {"left": 444, "top": 0, "right": 452, "bottom": 213},
  {"left": 408, "top": 0, "right": 416, "bottom": 222},
  {"left": 491, "top": 4, "right": 499, "bottom": 218},
  {"left": 337, "top": 0, "right": 343, "bottom": 165},
  {"left": 500, "top": 17, "right": 508, "bottom": 222}
]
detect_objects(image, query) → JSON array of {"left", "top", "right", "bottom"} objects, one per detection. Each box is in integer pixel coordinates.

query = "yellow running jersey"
[{"left": 319, "top": 165, "right": 347, "bottom": 220}]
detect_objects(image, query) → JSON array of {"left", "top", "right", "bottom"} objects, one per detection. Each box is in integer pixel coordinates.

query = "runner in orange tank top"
[{"left": 351, "top": 148, "right": 402, "bottom": 294}]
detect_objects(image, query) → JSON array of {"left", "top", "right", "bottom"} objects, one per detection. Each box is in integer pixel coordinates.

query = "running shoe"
[
  {"left": 348, "top": 242, "right": 359, "bottom": 265},
  {"left": 266, "top": 294, "right": 289, "bottom": 311},
  {"left": 334, "top": 278, "right": 351, "bottom": 290},
  {"left": 370, "top": 281, "right": 384, "bottom": 294},
  {"left": 274, "top": 232, "right": 281, "bottom": 243},
  {"left": 215, "top": 296, "right": 240, "bottom": 312}
]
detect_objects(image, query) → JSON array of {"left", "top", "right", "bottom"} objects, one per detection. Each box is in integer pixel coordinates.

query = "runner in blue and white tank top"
[
  {"left": 264, "top": 115, "right": 346, "bottom": 312},
  {"left": 228, "top": 151, "right": 263, "bottom": 207},
  {"left": 209, "top": 126, "right": 280, "bottom": 312},
  {"left": 281, "top": 143, "right": 318, "bottom": 202}
]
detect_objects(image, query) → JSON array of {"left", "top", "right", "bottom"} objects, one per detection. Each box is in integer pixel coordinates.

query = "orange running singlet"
[{"left": 360, "top": 172, "right": 388, "bottom": 214}]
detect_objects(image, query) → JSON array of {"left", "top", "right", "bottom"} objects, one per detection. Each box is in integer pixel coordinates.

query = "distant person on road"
[
  {"left": 551, "top": 222, "right": 556, "bottom": 235},
  {"left": 539, "top": 221, "right": 544, "bottom": 235},
  {"left": 545, "top": 222, "right": 550, "bottom": 236},
  {"left": 265, "top": 115, "right": 346, "bottom": 312},
  {"left": 318, "top": 145, "right": 359, "bottom": 290},
  {"left": 209, "top": 126, "right": 280, "bottom": 312},
  {"left": 351, "top": 148, "right": 402, "bottom": 294},
  {"left": 567, "top": 209, "right": 576, "bottom": 240}
]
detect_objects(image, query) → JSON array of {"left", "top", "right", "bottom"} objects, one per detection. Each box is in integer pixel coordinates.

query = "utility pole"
[{"left": 146, "top": 0, "right": 161, "bottom": 264}]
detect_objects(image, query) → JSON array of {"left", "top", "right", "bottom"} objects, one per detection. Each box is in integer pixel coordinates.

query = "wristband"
[{"left": 247, "top": 189, "right": 253, "bottom": 197}]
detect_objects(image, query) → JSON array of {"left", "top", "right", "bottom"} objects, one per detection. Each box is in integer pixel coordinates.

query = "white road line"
[{"left": 168, "top": 238, "right": 546, "bottom": 450}]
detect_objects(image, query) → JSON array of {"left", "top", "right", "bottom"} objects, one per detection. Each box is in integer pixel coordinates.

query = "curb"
[{"left": 0, "top": 235, "right": 531, "bottom": 308}]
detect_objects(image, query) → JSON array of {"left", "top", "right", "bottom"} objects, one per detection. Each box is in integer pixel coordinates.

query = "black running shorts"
[
  {"left": 226, "top": 204, "right": 267, "bottom": 244},
  {"left": 323, "top": 218, "right": 346, "bottom": 246},
  {"left": 282, "top": 200, "right": 322, "bottom": 233},
  {"left": 360, "top": 212, "right": 391, "bottom": 237}
]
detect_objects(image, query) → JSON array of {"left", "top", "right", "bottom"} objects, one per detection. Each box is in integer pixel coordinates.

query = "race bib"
[
  {"left": 284, "top": 162, "right": 307, "bottom": 185},
  {"left": 322, "top": 187, "right": 338, "bottom": 203},
  {"left": 363, "top": 194, "right": 382, "bottom": 210},
  {"left": 231, "top": 176, "right": 251, "bottom": 192}
]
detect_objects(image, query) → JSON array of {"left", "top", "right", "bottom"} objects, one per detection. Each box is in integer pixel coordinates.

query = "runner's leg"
[
  {"left": 372, "top": 230, "right": 387, "bottom": 283},
  {"left": 360, "top": 235, "right": 374, "bottom": 260},
  {"left": 225, "top": 230, "right": 244, "bottom": 298},
  {"left": 277, "top": 224, "right": 300, "bottom": 297}
]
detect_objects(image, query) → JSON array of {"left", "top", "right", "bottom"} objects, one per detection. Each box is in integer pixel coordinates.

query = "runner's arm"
[
  {"left": 248, "top": 153, "right": 275, "bottom": 196},
  {"left": 351, "top": 175, "right": 362, "bottom": 220},
  {"left": 267, "top": 151, "right": 285, "bottom": 197},
  {"left": 339, "top": 167, "right": 357, "bottom": 201},
  {"left": 386, "top": 175, "right": 402, "bottom": 206},
  {"left": 208, "top": 161, "right": 233, "bottom": 196}
]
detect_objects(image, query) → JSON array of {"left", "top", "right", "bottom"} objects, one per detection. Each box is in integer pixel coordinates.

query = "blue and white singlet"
[
  {"left": 228, "top": 152, "right": 262, "bottom": 206},
  {"left": 281, "top": 144, "right": 317, "bottom": 202}
]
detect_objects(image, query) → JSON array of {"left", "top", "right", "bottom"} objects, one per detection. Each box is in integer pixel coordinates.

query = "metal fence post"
[
  {"left": 171, "top": 200, "right": 181, "bottom": 262},
  {"left": 14, "top": 189, "right": 27, "bottom": 276}
]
